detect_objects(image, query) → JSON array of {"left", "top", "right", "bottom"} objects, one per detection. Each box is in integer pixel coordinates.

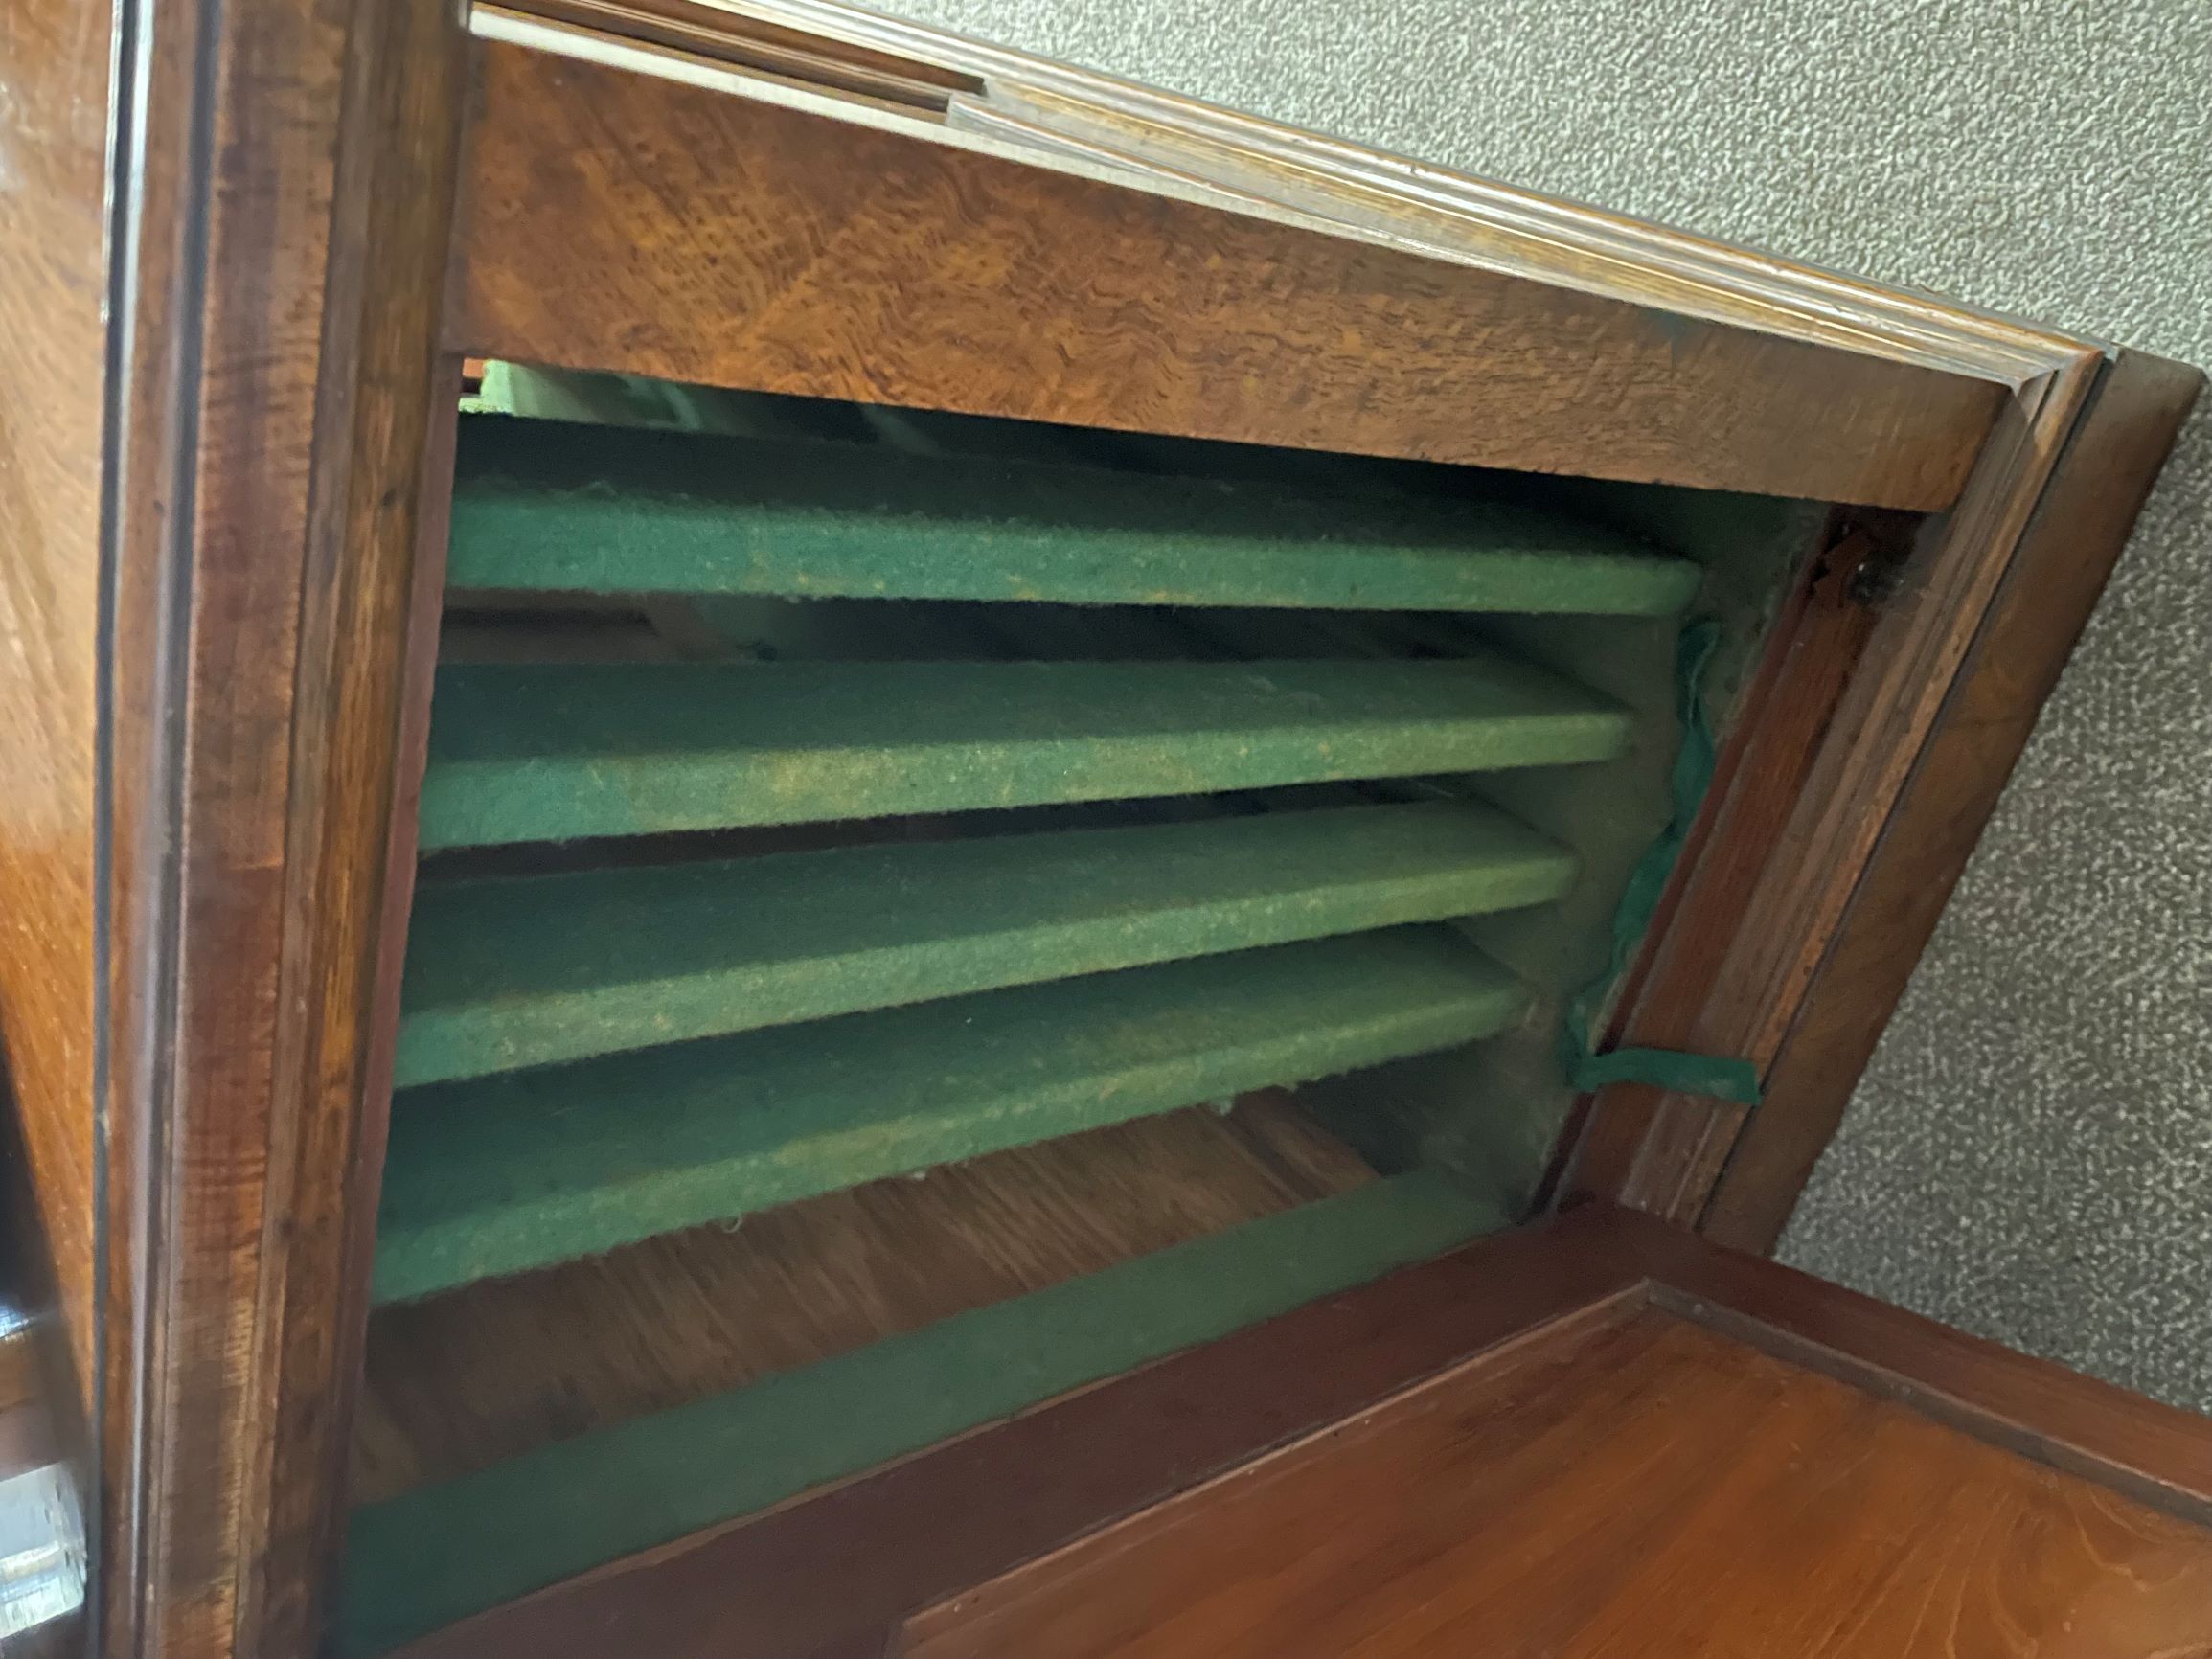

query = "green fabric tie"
[{"left": 1559, "top": 619, "right": 1762, "bottom": 1107}]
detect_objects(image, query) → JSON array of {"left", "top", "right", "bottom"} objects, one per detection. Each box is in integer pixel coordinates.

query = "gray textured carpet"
[{"left": 883, "top": 0, "right": 2212, "bottom": 1409}]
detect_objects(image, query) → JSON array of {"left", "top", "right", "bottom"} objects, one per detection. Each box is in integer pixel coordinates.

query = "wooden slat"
[
  {"left": 448, "top": 42, "right": 2006, "bottom": 510},
  {"left": 357, "top": 1094, "right": 1378, "bottom": 1503},
  {"left": 447, "top": 415, "right": 1701, "bottom": 615},
  {"left": 418, "top": 656, "right": 1631, "bottom": 850},
  {"left": 375, "top": 928, "right": 1523, "bottom": 1302},
  {"left": 395, "top": 801, "right": 1575, "bottom": 1084},
  {"left": 342, "top": 1169, "right": 1503, "bottom": 1654}
]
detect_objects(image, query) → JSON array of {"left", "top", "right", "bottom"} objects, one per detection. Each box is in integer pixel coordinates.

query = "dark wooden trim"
[
  {"left": 445, "top": 38, "right": 2004, "bottom": 511},
  {"left": 46, "top": 0, "right": 2191, "bottom": 1648},
  {"left": 494, "top": 0, "right": 982, "bottom": 111},
  {"left": 386, "top": 1214, "right": 1649, "bottom": 1659},
  {"left": 1699, "top": 349, "right": 2205, "bottom": 1252},
  {"left": 801, "top": 1633, "right": 898, "bottom": 1659},
  {"left": 1556, "top": 345, "right": 2195, "bottom": 1233},
  {"left": 331, "top": 351, "right": 463, "bottom": 1539},
  {"left": 892, "top": 1250, "right": 2212, "bottom": 1656},
  {"left": 1548, "top": 507, "right": 1896, "bottom": 1213},
  {"left": 100, "top": 0, "right": 338, "bottom": 1644},
  {"left": 249, "top": 27, "right": 469, "bottom": 1654},
  {"left": 96, "top": 0, "right": 468, "bottom": 1652}
]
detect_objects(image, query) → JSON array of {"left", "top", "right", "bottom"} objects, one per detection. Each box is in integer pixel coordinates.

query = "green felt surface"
[
  {"left": 341, "top": 1169, "right": 1502, "bottom": 1655},
  {"left": 375, "top": 927, "right": 1524, "bottom": 1303},
  {"left": 418, "top": 655, "right": 1630, "bottom": 851},
  {"left": 395, "top": 801, "right": 1576, "bottom": 1087},
  {"left": 447, "top": 414, "right": 1701, "bottom": 616},
  {"left": 1560, "top": 621, "right": 1762, "bottom": 1107}
]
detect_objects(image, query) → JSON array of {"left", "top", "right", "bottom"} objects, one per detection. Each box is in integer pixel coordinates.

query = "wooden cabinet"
[{"left": 0, "top": 2, "right": 2201, "bottom": 1656}]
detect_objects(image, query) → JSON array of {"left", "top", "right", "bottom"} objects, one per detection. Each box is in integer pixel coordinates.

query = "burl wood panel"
[
  {"left": 353, "top": 1093, "right": 1371, "bottom": 1500},
  {"left": 907, "top": 1305, "right": 2212, "bottom": 1659},
  {"left": 447, "top": 41, "right": 2005, "bottom": 511},
  {"left": 0, "top": 0, "right": 110, "bottom": 1417}
]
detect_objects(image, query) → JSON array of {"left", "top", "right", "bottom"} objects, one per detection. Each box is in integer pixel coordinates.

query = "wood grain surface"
[
  {"left": 93, "top": 0, "right": 468, "bottom": 1651},
  {"left": 0, "top": 0, "right": 113, "bottom": 1420},
  {"left": 353, "top": 1092, "right": 1372, "bottom": 1501},
  {"left": 1625, "top": 1219, "right": 2212, "bottom": 1522},
  {"left": 1550, "top": 508, "right": 1889, "bottom": 1214},
  {"left": 627, "top": 0, "right": 2086, "bottom": 383},
  {"left": 902, "top": 1305, "right": 2212, "bottom": 1659},
  {"left": 446, "top": 40, "right": 2004, "bottom": 511},
  {"left": 247, "top": 15, "right": 472, "bottom": 1650},
  {"left": 1558, "top": 341, "right": 2190, "bottom": 1234},
  {"left": 381, "top": 1200, "right": 1637, "bottom": 1659},
  {"left": 395, "top": 1201, "right": 2212, "bottom": 1659},
  {"left": 1702, "top": 350, "right": 2205, "bottom": 1251}
]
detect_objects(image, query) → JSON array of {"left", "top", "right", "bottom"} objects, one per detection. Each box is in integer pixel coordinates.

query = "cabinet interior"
[{"left": 337, "top": 361, "right": 1838, "bottom": 1652}]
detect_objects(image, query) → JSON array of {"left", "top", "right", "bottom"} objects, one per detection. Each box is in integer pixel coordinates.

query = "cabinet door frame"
[{"left": 62, "top": 1, "right": 2199, "bottom": 1654}]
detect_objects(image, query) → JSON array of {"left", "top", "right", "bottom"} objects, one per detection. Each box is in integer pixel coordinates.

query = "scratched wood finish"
[
  {"left": 445, "top": 41, "right": 2004, "bottom": 511},
  {"left": 249, "top": 12, "right": 472, "bottom": 1650},
  {"left": 95, "top": 0, "right": 467, "bottom": 1653},
  {"left": 0, "top": 0, "right": 113, "bottom": 1420},
  {"left": 902, "top": 1306, "right": 2212, "bottom": 1659},
  {"left": 1701, "top": 350, "right": 2206, "bottom": 1252},
  {"left": 353, "top": 1092, "right": 1373, "bottom": 1501},
  {"left": 23, "top": 7, "right": 2190, "bottom": 1654}
]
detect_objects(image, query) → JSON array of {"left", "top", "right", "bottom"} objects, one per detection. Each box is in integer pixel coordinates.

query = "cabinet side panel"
[
  {"left": 1704, "top": 351, "right": 2206, "bottom": 1252},
  {"left": 0, "top": 0, "right": 115, "bottom": 1416}
]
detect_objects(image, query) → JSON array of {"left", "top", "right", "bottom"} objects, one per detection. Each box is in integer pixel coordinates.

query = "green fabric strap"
[{"left": 1559, "top": 619, "right": 1761, "bottom": 1108}]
